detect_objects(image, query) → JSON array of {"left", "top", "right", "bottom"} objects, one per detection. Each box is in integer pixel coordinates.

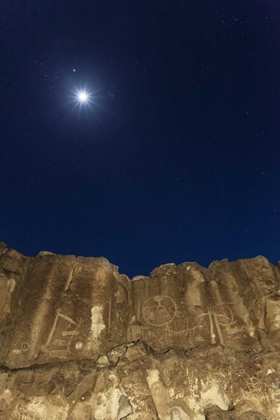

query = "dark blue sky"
[{"left": 1, "top": 0, "right": 279, "bottom": 277}]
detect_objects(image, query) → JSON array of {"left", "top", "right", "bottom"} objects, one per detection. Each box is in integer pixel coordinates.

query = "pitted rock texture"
[{"left": 1, "top": 241, "right": 280, "bottom": 419}]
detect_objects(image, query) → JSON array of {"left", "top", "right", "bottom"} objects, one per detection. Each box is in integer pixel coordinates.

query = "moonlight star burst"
[{"left": 77, "top": 91, "right": 89, "bottom": 103}]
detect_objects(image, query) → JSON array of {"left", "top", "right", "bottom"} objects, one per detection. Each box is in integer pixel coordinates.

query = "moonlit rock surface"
[{"left": 1, "top": 240, "right": 280, "bottom": 418}]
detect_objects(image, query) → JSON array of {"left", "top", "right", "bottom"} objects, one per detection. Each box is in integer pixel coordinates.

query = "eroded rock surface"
[{"left": 1, "top": 241, "right": 280, "bottom": 419}]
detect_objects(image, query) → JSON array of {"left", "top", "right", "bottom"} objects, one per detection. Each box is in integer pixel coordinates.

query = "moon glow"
[
  {"left": 77, "top": 91, "right": 89, "bottom": 103},
  {"left": 67, "top": 86, "right": 99, "bottom": 114}
]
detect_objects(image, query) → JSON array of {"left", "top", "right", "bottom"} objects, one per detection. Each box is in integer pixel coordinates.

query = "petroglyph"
[
  {"left": 62, "top": 330, "right": 79, "bottom": 337},
  {"left": 233, "top": 367, "right": 272, "bottom": 406},
  {"left": 142, "top": 296, "right": 180, "bottom": 327},
  {"left": 45, "top": 311, "right": 77, "bottom": 348},
  {"left": 196, "top": 305, "right": 237, "bottom": 345},
  {"left": 52, "top": 339, "right": 68, "bottom": 347},
  {"left": 63, "top": 265, "right": 76, "bottom": 291},
  {"left": 159, "top": 328, "right": 188, "bottom": 346},
  {"left": 162, "top": 328, "right": 188, "bottom": 338},
  {"left": 46, "top": 349, "right": 71, "bottom": 359},
  {"left": 21, "top": 342, "right": 29, "bottom": 352},
  {"left": 61, "top": 293, "right": 72, "bottom": 306},
  {"left": 2, "top": 245, "right": 280, "bottom": 419},
  {"left": 127, "top": 322, "right": 142, "bottom": 341}
]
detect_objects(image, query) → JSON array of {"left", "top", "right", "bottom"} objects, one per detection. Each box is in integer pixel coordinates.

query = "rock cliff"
[{"left": 1, "top": 241, "right": 280, "bottom": 419}]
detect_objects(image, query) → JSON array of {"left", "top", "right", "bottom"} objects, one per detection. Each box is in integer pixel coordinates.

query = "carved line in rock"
[
  {"left": 141, "top": 295, "right": 240, "bottom": 346},
  {"left": 142, "top": 296, "right": 180, "bottom": 327},
  {"left": 41, "top": 310, "right": 85, "bottom": 359},
  {"left": 21, "top": 342, "right": 30, "bottom": 352},
  {"left": 197, "top": 305, "right": 237, "bottom": 345},
  {"left": 45, "top": 312, "right": 77, "bottom": 348}
]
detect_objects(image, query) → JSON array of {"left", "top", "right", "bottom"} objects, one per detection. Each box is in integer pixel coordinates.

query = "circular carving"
[
  {"left": 21, "top": 342, "right": 29, "bottom": 352},
  {"left": 142, "top": 295, "right": 179, "bottom": 327}
]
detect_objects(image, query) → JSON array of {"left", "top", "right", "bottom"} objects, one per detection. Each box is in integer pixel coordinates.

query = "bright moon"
[
  {"left": 69, "top": 86, "right": 98, "bottom": 111},
  {"left": 77, "top": 91, "right": 89, "bottom": 103}
]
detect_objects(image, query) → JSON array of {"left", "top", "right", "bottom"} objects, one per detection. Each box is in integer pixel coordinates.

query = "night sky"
[{"left": 1, "top": 1, "right": 280, "bottom": 278}]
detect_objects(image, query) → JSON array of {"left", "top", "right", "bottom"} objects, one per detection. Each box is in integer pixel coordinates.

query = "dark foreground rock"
[{"left": 1, "top": 241, "right": 280, "bottom": 419}]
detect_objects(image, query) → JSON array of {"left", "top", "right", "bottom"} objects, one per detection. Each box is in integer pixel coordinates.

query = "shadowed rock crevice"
[{"left": 0, "top": 242, "right": 280, "bottom": 419}]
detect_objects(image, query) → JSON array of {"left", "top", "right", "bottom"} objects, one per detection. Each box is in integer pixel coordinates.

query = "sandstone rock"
[{"left": 1, "top": 244, "right": 280, "bottom": 418}]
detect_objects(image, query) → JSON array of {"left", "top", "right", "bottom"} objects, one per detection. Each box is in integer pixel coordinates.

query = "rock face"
[{"left": 1, "top": 241, "right": 280, "bottom": 419}]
